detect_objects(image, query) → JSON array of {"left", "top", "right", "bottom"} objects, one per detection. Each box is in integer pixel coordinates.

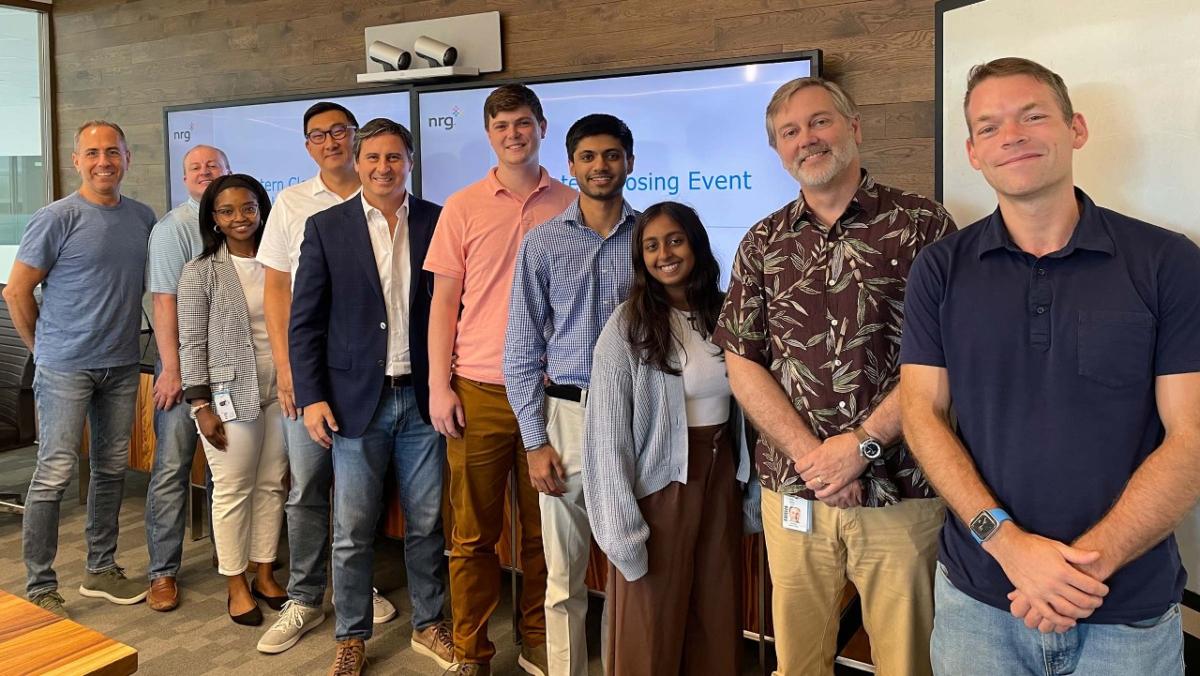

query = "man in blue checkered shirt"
[{"left": 503, "top": 113, "right": 638, "bottom": 676}]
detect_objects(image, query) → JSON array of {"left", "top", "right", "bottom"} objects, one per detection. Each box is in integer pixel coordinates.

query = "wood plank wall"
[{"left": 50, "top": 0, "right": 939, "bottom": 216}]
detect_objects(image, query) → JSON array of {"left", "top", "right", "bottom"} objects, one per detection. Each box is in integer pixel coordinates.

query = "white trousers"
[
  {"left": 201, "top": 381, "right": 286, "bottom": 577},
  {"left": 540, "top": 396, "right": 593, "bottom": 676}
]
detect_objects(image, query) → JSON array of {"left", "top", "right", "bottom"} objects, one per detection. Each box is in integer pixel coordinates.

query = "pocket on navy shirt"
[{"left": 1077, "top": 310, "right": 1155, "bottom": 388}]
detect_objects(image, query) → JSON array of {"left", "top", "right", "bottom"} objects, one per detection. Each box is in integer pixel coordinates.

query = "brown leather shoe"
[
  {"left": 147, "top": 577, "right": 179, "bottom": 612},
  {"left": 411, "top": 619, "right": 455, "bottom": 670},
  {"left": 328, "top": 638, "right": 367, "bottom": 676}
]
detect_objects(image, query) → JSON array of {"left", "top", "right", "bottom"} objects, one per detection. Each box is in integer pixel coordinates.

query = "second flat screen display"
[{"left": 417, "top": 56, "right": 815, "bottom": 280}]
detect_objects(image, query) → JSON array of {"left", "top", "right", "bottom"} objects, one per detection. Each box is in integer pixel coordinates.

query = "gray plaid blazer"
[{"left": 177, "top": 243, "right": 264, "bottom": 421}]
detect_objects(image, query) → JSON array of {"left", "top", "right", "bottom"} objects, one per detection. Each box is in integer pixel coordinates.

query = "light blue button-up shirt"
[
  {"left": 503, "top": 198, "right": 638, "bottom": 449},
  {"left": 147, "top": 197, "right": 203, "bottom": 294}
]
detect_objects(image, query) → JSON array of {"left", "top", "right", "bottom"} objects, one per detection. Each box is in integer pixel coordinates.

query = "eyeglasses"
[
  {"left": 305, "top": 124, "right": 356, "bottom": 144},
  {"left": 214, "top": 204, "right": 260, "bottom": 220}
]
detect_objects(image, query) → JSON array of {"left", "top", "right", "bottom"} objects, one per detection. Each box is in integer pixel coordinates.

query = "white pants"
[
  {"left": 541, "top": 396, "right": 593, "bottom": 676},
  {"left": 201, "top": 377, "right": 286, "bottom": 577}
]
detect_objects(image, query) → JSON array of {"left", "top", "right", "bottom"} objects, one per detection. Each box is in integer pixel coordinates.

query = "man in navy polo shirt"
[{"left": 900, "top": 57, "right": 1200, "bottom": 674}]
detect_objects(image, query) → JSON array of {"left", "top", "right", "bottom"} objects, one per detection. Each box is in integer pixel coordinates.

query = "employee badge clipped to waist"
[{"left": 782, "top": 493, "right": 812, "bottom": 533}]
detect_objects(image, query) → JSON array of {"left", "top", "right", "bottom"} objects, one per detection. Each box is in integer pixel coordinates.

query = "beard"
[{"left": 787, "top": 134, "right": 859, "bottom": 188}]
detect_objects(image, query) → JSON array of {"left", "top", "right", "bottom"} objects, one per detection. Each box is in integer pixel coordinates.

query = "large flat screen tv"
[
  {"left": 163, "top": 89, "right": 414, "bottom": 207},
  {"left": 414, "top": 51, "right": 820, "bottom": 281}
]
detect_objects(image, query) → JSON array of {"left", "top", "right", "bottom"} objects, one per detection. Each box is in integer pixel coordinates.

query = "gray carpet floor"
[{"left": 0, "top": 445, "right": 767, "bottom": 675}]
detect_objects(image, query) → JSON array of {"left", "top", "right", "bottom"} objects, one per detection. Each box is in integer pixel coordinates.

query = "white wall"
[{"left": 940, "top": 0, "right": 1200, "bottom": 592}]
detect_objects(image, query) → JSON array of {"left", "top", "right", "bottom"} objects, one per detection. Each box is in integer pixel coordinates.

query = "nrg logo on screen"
[
  {"left": 427, "top": 105, "right": 462, "bottom": 131},
  {"left": 171, "top": 123, "right": 196, "bottom": 143}
]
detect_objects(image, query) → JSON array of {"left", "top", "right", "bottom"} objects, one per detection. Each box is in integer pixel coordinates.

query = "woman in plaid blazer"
[{"left": 178, "top": 174, "right": 288, "bottom": 626}]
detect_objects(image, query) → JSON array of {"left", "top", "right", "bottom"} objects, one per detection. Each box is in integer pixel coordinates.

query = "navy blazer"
[{"left": 289, "top": 194, "right": 441, "bottom": 438}]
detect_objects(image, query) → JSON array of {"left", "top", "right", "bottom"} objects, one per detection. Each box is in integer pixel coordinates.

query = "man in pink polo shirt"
[{"left": 424, "top": 84, "right": 576, "bottom": 676}]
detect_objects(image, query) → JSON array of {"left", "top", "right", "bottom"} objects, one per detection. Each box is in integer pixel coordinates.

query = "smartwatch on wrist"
[
  {"left": 853, "top": 426, "right": 883, "bottom": 460},
  {"left": 969, "top": 507, "right": 1012, "bottom": 544}
]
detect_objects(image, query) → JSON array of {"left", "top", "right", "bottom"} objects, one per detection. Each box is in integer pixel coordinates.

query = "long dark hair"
[
  {"left": 197, "top": 174, "right": 272, "bottom": 260},
  {"left": 625, "top": 201, "right": 723, "bottom": 375}
]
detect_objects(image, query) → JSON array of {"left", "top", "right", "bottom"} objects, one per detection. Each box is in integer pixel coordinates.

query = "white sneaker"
[
  {"left": 256, "top": 600, "right": 325, "bottom": 654},
  {"left": 373, "top": 588, "right": 397, "bottom": 624}
]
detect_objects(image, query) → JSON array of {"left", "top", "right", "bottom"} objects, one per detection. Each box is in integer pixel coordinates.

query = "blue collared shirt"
[
  {"left": 504, "top": 199, "right": 638, "bottom": 449},
  {"left": 147, "top": 197, "right": 202, "bottom": 294},
  {"left": 900, "top": 188, "right": 1200, "bottom": 623}
]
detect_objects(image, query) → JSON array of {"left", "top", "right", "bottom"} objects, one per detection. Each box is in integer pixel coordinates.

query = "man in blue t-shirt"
[
  {"left": 3, "top": 120, "right": 157, "bottom": 618},
  {"left": 899, "top": 57, "right": 1200, "bottom": 675}
]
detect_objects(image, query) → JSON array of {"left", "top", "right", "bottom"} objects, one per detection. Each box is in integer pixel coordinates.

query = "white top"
[
  {"left": 361, "top": 193, "right": 412, "bottom": 376},
  {"left": 256, "top": 174, "right": 360, "bottom": 289},
  {"left": 672, "top": 308, "right": 731, "bottom": 426},
  {"left": 231, "top": 254, "right": 271, "bottom": 360}
]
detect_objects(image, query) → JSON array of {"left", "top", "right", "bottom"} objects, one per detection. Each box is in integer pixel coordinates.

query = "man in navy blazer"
[{"left": 289, "top": 118, "right": 455, "bottom": 675}]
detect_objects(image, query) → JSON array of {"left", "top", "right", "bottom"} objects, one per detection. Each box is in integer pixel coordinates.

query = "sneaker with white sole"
[
  {"left": 333, "top": 586, "right": 397, "bottom": 624},
  {"left": 411, "top": 619, "right": 455, "bottom": 670},
  {"left": 78, "top": 566, "right": 147, "bottom": 605},
  {"left": 372, "top": 587, "right": 397, "bottom": 624},
  {"left": 257, "top": 600, "right": 325, "bottom": 654}
]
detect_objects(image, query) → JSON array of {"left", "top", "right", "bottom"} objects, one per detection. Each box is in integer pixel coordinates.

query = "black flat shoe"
[
  {"left": 251, "top": 585, "right": 288, "bottom": 611},
  {"left": 228, "top": 595, "right": 263, "bottom": 626}
]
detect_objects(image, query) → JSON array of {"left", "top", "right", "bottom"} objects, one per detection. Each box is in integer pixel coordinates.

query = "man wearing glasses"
[{"left": 256, "top": 102, "right": 397, "bottom": 654}]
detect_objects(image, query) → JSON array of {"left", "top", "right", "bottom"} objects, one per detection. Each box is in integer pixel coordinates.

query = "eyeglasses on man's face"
[{"left": 305, "top": 124, "right": 356, "bottom": 145}]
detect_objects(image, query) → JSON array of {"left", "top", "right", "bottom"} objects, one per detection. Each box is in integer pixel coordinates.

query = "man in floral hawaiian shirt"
[{"left": 712, "top": 77, "right": 956, "bottom": 676}]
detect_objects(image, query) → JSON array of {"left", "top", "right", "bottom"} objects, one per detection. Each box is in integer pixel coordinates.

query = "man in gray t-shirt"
[
  {"left": 2, "top": 120, "right": 156, "bottom": 617},
  {"left": 143, "top": 144, "right": 229, "bottom": 612}
]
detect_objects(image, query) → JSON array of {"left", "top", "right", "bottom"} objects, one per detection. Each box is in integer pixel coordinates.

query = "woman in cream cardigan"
[
  {"left": 583, "top": 201, "right": 754, "bottom": 675},
  {"left": 178, "top": 174, "right": 287, "bottom": 626}
]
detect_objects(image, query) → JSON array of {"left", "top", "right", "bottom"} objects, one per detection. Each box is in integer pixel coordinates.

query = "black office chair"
[{"left": 0, "top": 282, "right": 35, "bottom": 515}]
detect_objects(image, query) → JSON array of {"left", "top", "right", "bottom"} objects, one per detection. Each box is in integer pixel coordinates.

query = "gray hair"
[{"left": 764, "top": 77, "right": 859, "bottom": 148}]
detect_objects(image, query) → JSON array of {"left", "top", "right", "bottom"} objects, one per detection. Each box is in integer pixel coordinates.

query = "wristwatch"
[
  {"left": 969, "top": 507, "right": 1012, "bottom": 544},
  {"left": 853, "top": 426, "right": 883, "bottom": 460},
  {"left": 188, "top": 403, "right": 208, "bottom": 420}
]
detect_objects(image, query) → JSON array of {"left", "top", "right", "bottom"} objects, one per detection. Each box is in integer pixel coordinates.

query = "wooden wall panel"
[
  {"left": 54, "top": 0, "right": 934, "bottom": 644},
  {"left": 50, "top": 0, "right": 941, "bottom": 215}
]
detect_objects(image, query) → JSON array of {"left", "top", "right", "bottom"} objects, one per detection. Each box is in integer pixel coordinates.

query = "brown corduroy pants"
[{"left": 447, "top": 377, "right": 547, "bottom": 664}]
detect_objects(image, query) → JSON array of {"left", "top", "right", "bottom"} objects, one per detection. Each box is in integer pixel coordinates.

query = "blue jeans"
[
  {"left": 932, "top": 563, "right": 1184, "bottom": 675},
  {"left": 331, "top": 385, "right": 446, "bottom": 640},
  {"left": 145, "top": 359, "right": 210, "bottom": 580},
  {"left": 24, "top": 363, "right": 140, "bottom": 597},
  {"left": 284, "top": 411, "right": 333, "bottom": 607}
]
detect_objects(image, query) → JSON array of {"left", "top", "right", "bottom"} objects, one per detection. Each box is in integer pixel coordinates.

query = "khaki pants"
[
  {"left": 447, "top": 377, "right": 547, "bottom": 664},
  {"left": 606, "top": 423, "right": 742, "bottom": 676},
  {"left": 541, "top": 395, "right": 593, "bottom": 676},
  {"left": 761, "top": 488, "right": 944, "bottom": 676}
]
